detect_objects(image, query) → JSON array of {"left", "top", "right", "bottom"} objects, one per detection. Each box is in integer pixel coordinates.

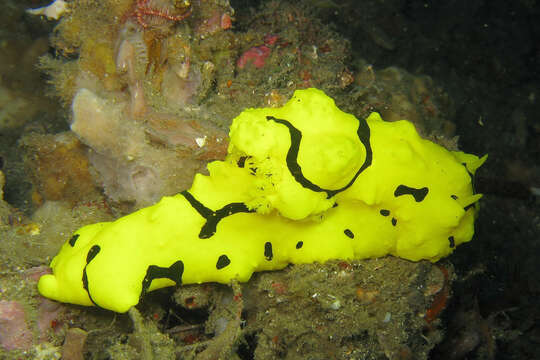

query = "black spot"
[
  {"left": 266, "top": 115, "right": 372, "bottom": 199},
  {"left": 448, "top": 236, "right": 455, "bottom": 248},
  {"left": 391, "top": 218, "right": 397, "bottom": 226},
  {"left": 394, "top": 185, "right": 429, "bottom": 202},
  {"left": 141, "top": 260, "right": 184, "bottom": 296},
  {"left": 451, "top": 194, "right": 458, "bottom": 200},
  {"left": 379, "top": 209, "right": 390, "bottom": 216},
  {"left": 296, "top": 241, "right": 303, "bottom": 249},
  {"left": 249, "top": 167, "right": 257, "bottom": 175},
  {"left": 264, "top": 242, "right": 273, "bottom": 261},
  {"left": 68, "top": 234, "right": 80, "bottom": 247},
  {"left": 344, "top": 229, "right": 354, "bottom": 239},
  {"left": 237, "top": 156, "right": 248, "bottom": 168},
  {"left": 181, "top": 191, "right": 254, "bottom": 239},
  {"left": 216, "top": 255, "right": 231, "bottom": 269},
  {"left": 332, "top": 202, "right": 339, "bottom": 208}
]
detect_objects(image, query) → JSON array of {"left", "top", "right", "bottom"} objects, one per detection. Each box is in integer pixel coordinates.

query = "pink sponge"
[{"left": 0, "top": 300, "right": 33, "bottom": 350}]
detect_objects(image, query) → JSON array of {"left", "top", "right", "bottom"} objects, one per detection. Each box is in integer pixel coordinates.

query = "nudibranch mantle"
[{"left": 38, "top": 88, "right": 486, "bottom": 312}]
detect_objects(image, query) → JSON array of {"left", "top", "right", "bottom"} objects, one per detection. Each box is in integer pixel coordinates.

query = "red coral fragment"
[
  {"left": 237, "top": 34, "right": 280, "bottom": 69},
  {"left": 425, "top": 265, "right": 450, "bottom": 323},
  {"left": 237, "top": 45, "right": 271, "bottom": 69}
]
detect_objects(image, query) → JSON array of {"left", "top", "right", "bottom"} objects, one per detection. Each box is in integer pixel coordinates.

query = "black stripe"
[
  {"left": 82, "top": 245, "right": 101, "bottom": 307},
  {"left": 464, "top": 203, "right": 475, "bottom": 211},
  {"left": 181, "top": 191, "right": 254, "bottom": 238},
  {"left": 266, "top": 115, "right": 372, "bottom": 198},
  {"left": 394, "top": 185, "right": 429, "bottom": 202},
  {"left": 141, "top": 260, "right": 184, "bottom": 297}
]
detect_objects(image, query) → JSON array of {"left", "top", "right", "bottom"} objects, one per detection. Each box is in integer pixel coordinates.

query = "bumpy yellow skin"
[{"left": 38, "top": 88, "right": 486, "bottom": 312}]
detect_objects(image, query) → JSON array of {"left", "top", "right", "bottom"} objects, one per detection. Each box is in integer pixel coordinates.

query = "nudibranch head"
[{"left": 228, "top": 88, "right": 371, "bottom": 220}]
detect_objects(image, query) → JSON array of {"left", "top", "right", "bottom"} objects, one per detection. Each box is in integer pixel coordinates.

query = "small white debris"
[
  {"left": 195, "top": 136, "right": 207, "bottom": 148},
  {"left": 27, "top": 0, "right": 68, "bottom": 20},
  {"left": 311, "top": 45, "right": 318, "bottom": 60},
  {"left": 329, "top": 299, "right": 341, "bottom": 310}
]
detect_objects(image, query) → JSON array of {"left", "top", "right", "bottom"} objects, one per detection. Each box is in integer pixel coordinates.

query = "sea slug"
[{"left": 38, "top": 88, "right": 486, "bottom": 312}]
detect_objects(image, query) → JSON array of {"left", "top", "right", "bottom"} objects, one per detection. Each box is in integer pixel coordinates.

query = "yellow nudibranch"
[{"left": 38, "top": 88, "right": 486, "bottom": 312}]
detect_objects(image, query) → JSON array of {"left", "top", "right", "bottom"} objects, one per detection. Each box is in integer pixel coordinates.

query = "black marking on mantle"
[
  {"left": 394, "top": 185, "right": 429, "bottom": 202},
  {"left": 82, "top": 245, "right": 101, "bottom": 307},
  {"left": 266, "top": 115, "right": 372, "bottom": 198},
  {"left": 448, "top": 236, "right": 455, "bottom": 248},
  {"left": 344, "top": 229, "right": 354, "bottom": 239},
  {"left": 216, "top": 255, "right": 231, "bottom": 269},
  {"left": 141, "top": 260, "right": 184, "bottom": 297},
  {"left": 181, "top": 190, "right": 254, "bottom": 239},
  {"left": 237, "top": 156, "right": 249, "bottom": 168},
  {"left": 69, "top": 234, "right": 80, "bottom": 247},
  {"left": 264, "top": 242, "right": 273, "bottom": 261}
]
